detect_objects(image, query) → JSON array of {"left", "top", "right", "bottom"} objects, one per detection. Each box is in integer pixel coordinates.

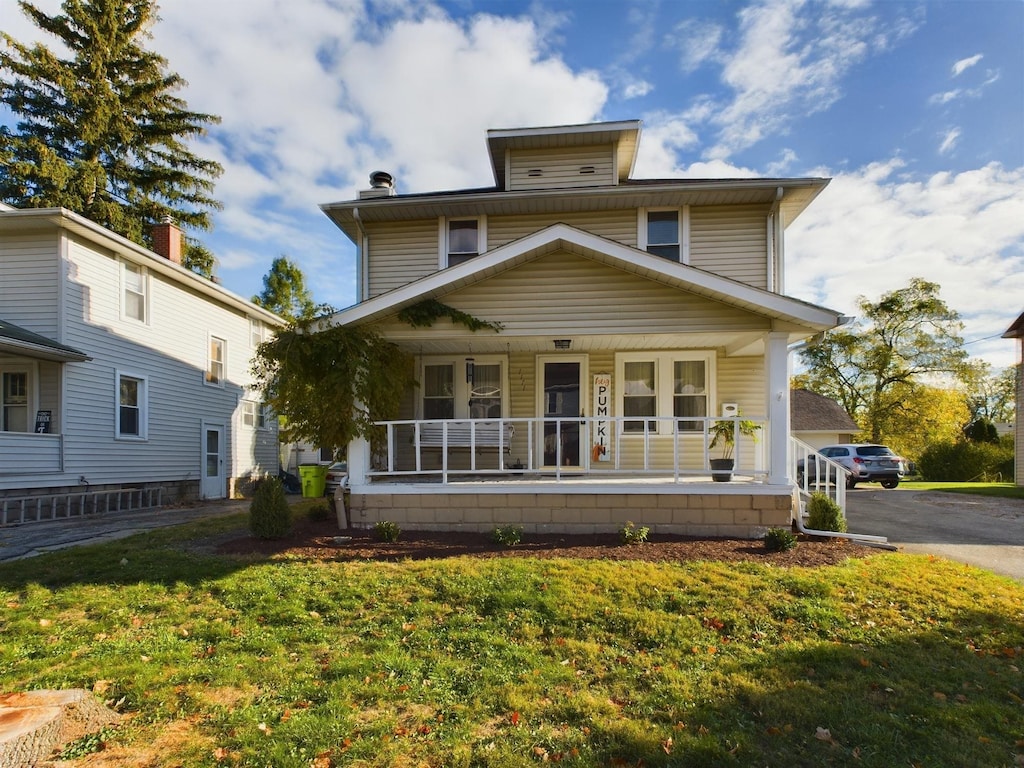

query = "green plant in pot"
[{"left": 708, "top": 412, "right": 761, "bottom": 482}]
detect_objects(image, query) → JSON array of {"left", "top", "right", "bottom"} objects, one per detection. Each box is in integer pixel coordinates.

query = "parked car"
[
  {"left": 798, "top": 444, "right": 903, "bottom": 489},
  {"left": 324, "top": 461, "right": 348, "bottom": 496}
]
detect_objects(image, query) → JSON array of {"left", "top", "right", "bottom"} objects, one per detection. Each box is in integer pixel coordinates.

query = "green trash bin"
[{"left": 299, "top": 464, "right": 327, "bottom": 497}]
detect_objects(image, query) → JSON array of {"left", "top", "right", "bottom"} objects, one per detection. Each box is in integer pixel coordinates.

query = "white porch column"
[
  {"left": 765, "top": 331, "right": 791, "bottom": 485},
  {"left": 347, "top": 436, "right": 371, "bottom": 486}
]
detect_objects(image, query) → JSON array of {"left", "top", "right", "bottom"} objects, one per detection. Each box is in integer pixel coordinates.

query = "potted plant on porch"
[{"left": 708, "top": 413, "right": 761, "bottom": 482}]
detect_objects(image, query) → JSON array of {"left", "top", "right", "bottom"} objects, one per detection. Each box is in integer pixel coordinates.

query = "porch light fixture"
[
  {"left": 553, "top": 339, "right": 572, "bottom": 350},
  {"left": 465, "top": 357, "right": 475, "bottom": 384}
]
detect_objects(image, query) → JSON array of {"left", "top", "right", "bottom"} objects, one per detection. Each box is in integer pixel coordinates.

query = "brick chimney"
[{"left": 150, "top": 216, "right": 182, "bottom": 265}]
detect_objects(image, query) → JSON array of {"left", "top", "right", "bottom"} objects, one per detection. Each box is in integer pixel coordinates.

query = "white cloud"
[
  {"left": 952, "top": 53, "right": 983, "bottom": 77},
  {"left": 668, "top": 20, "right": 724, "bottom": 72},
  {"left": 623, "top": 80, "right": 654, "bottom": 99},
  {"left": 938, "top": 128, "right": 961, "bottom": 155},
  {"left": 787, "top": 161, "right": 1024, "bottom": 368}
]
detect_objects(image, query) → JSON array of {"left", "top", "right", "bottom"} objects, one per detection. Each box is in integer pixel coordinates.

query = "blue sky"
[{"left": 4, "top": 0, "right": 1023, "bottom": 367}]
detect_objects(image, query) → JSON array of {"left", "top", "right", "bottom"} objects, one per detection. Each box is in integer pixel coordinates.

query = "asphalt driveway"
[{"left": 845, "top": 487, "right": 1024, "bottom": 582}]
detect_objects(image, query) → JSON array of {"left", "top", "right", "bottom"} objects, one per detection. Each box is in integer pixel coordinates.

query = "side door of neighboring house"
[{"left": 200, "top": 422, "right": 226, "bottom": 499}]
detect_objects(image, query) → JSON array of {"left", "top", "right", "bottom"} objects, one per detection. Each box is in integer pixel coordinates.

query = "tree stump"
[{"left": 0, "top": 690, "right": 120, "bottom": 767}]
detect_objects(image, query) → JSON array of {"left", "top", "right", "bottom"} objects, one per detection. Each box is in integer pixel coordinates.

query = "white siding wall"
[
  {"left": 1, "top": 231, "right": 277, "bottom": 492},
  {"left": 0, "top": 229, "right": 60, "bottom": 335},
  {"left": 487, "top": 210, "right": 637, "bottom": 250},
  {"left": 508, "top": 146, "right": 615, "bottom": 190},
  {"left": 689, "top": 205, "right": 769, "bottom": 289}
]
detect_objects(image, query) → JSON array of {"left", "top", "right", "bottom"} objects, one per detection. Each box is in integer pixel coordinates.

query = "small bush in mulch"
[{"left": 248, "top": 476, "right": 292, "bottom": 539}]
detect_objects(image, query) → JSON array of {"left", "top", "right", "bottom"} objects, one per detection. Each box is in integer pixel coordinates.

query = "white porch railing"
[
  {"left": 0, "top": 432, "right": 63, "bottom": 474},
  {"left": 790, "top": 436, "right": 848, "bottom": 513},
  {"left": 370, "top": 416, "right": 768, "bottom": 484}
]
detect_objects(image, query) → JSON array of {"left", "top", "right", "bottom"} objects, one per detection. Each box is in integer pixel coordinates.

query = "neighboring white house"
[
  {"left": 0, "top": 204, "right": 284, "bottom": 513},
  {"left": 1003, "top": 311, "right": 1023, "bottom": 486},
  {"left": 318, "top": 120, "right": 847, "bottom": 537}
]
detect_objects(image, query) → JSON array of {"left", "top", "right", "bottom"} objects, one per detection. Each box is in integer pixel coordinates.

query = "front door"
[
  {"left": 201, "top": 423, "right": 226, "bottom": 499},
  {"left": 539, "top": 357, "right": 586, "bottom": 469}
]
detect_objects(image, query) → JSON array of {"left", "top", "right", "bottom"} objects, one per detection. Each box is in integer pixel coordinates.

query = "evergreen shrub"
[
  {"left": 806, "top": 492, "right": 847, "bottom": 533},
  {"left": 249, "top": 476, "right": 292, "bottom": 539}
]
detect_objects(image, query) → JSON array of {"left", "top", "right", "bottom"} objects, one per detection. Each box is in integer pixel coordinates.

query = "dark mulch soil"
[{"left": 214, "top": 515, "right": 872, "bottom": 567}]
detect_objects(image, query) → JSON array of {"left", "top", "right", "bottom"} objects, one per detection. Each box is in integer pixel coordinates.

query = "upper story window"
[
  {"left": 442, "top": 217, "right": 486, "bottom": 267},
  {"left": 250, "top": 319, "right": 269, "bottom": 348},
  {"left": 206, "top": 336, "right": 226, "bottom": 386},
  {"left": 646, "top": 210, "right": 681, "bottom": 261},
  {"left": 1, "top": 371, "right": 29, "bottom": 432},
  {"left": 122, "top": 261, "right": 148, "bottom": 322},
  {"left": 116, "top": 371, "right": 148, "bottom": 439}
]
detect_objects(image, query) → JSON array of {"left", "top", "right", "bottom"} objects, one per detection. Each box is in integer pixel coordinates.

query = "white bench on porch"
[{"left": 416, "top": 421, "right": 515, "bottom": 452}]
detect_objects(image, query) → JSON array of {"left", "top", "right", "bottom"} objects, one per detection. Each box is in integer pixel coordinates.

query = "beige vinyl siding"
[
  {"left": 0, "top": 229, "right": 60, "bottom": 336},
  {"left": 488, "top": 209, "right": 637, "bottom": 250},
  {"left": 690, "top": 205, "right": 769, "bottom": 289},
  {"left": 442, "top": 251, "right": 767, "bottom": 335},
  {"left": 508, "top": 145, "right": 615, "bottom": 190},
  {"left": 367, "top": 220, "right": 440, "bottom": 297}
]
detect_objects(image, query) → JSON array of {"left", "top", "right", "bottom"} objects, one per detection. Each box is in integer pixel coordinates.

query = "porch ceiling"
[{"left": 383, "top": 330, "right": 775, "bottom": 356}]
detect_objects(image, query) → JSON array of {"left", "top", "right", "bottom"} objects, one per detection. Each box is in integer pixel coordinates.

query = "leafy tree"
[
  {"left": 963, "top": 361, "right": 1016, "bottom": 425},
  {"left": 251, "top": 323, "right": 414, "bottom": 454},
  {"left": 0, "top": 0, "right": 223, "bottom": 246},
  {"left": 252, "top": 256, "right": 320, "bottom": 323},
  {"left": 880, "top": 384, "right": 971, "bottom": 461},
  {"left": 797, "top": 278, "right": 968, "bottom": 444}
]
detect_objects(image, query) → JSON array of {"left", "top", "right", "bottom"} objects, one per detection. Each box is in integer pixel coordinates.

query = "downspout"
[
  {"left": 353, "top": 207, "right": 367, "bottom": 303},
  {"left": 767, "top": 187, "right": 783, "bottom": 293}
]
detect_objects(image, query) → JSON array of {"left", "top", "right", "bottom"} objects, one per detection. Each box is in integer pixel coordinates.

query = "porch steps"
[{"left": 0, "top": 488, "right": 162, "bottom": 527}]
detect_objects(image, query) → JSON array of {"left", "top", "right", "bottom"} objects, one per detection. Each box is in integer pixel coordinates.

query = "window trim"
[
  {"left": 250, "top": 318, "right": 268, "bottom": 349},
  {"left": 637, "top": 206, "right": 690, "bottom": 264},
  {"left": 206, "top": 335, "right": 226, "bottom": 387},
  {"left": 242, "top": 399, "right": 269, "bottom": 430},
  {"left": 614, "top": 351, "right": 714, "bottom": 436},
  {"left": 418, "top": 354, "right": 508, "bottom": 420},
  {"left": 120, "top": 260, "right": 150, "bottom": 324},
  {"left": 438, "top": 215, "right": 487, "bottom": 268},
  {"left": 115, "top": 369, "right": 148, "bottom": 440},
  {"left": 0, "top": 363, "right": 36, "bottom": 433}
]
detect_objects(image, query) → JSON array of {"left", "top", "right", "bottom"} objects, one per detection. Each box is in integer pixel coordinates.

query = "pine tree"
[
  {"left": 252, "top": 256, "right": 319, "bottom": 323},
  {"left": 0, "top": 0, "right": 223, "bottom": 248}
]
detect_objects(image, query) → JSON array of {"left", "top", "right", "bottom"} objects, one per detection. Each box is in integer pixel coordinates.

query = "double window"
[
  {"left": 250, "top": 319, "right": 269, "bottom": 348},
  {"left": 442, "top": 216, "right": 486, "bottom": 267},
  {"left": 122, "top": 261, "right": 148, "bottom": 322},
  {"left": 421, "top": 357, "right": 506, "bottom": 420},
  {"left": 242, "top": 399, "right": 269, "bottom": 429},
  {"left": 116, "top": 371, "right": 147, "bottom": 439},
  {"left": 617, "top": 352, "right": 712, "bottom": 434}
]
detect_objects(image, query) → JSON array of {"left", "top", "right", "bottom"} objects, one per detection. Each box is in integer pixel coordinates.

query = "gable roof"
[
  {"left": 322, "top": 223, "right": 843, "bottom": 337},
  {"left": 0, "top": 318, "right": 91, "bottom": 362},
  {"left": 1003, "top": 310, "right": 1024, "bottom": 339},
  {"left": 790, "top": 388, "right": 858, "bottom": 431},
  {"left": 0, "top": 207, "right": 284, "bottom": 326}
]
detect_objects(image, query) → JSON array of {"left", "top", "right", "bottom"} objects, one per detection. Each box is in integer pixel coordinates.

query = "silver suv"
[{"left": 799, "top": 444, "right": 904, "bottom": 489}]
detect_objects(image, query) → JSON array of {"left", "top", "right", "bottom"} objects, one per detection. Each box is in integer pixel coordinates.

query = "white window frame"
[
  {"left": 242, "top": 399, "right": 269, "bottom": 430},
  {"left": 121, "top": 260, "right": 149, "bottom": 323},
  {"left": 418, "top": 355, "right": 508, "bottom": 420},
  {"left": 614, "top": 351, "right": 715, "bottom": 436},
  {"left": 0, "top": 364, "right": 36, "bottom": 433},
  {"left": 438, "top": 215, "right": 487, "bottom": 268},
  {"left": 637, "top": 206, "right": 689, "bottom": 264},
  {"left": 250, "top": 318, "right": 269, "bottom": 348},
  {"left": 206, "top": 335, "right": 226, "bottom": 387},
  {"left": 115, "top": 370, "right": 148, "bottom": 440}
]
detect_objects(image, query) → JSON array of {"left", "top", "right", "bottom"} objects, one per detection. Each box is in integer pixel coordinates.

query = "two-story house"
[
  {"left": 0, "top": 204, "right": 283, "bottom": 522},
  {"left": 319, "top": 120, "right": 846, "bottom": 537}
]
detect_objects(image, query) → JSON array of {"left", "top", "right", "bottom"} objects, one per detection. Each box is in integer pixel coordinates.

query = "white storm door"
[{"left": 201, "top": 423, "right": 226, "bottom": 499}]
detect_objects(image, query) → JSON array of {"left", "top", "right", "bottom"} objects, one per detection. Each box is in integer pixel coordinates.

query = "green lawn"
[
  {"left": 899, "top": 481, "right": 1024, "bottom": 499},
  {"left": 1, "top": 505, "right": 1022, "bottom": 767}
]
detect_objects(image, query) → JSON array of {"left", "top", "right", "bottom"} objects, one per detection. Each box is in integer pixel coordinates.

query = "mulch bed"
[{"left": 214, "top": 515, "right": 873, "bottom": 568}]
